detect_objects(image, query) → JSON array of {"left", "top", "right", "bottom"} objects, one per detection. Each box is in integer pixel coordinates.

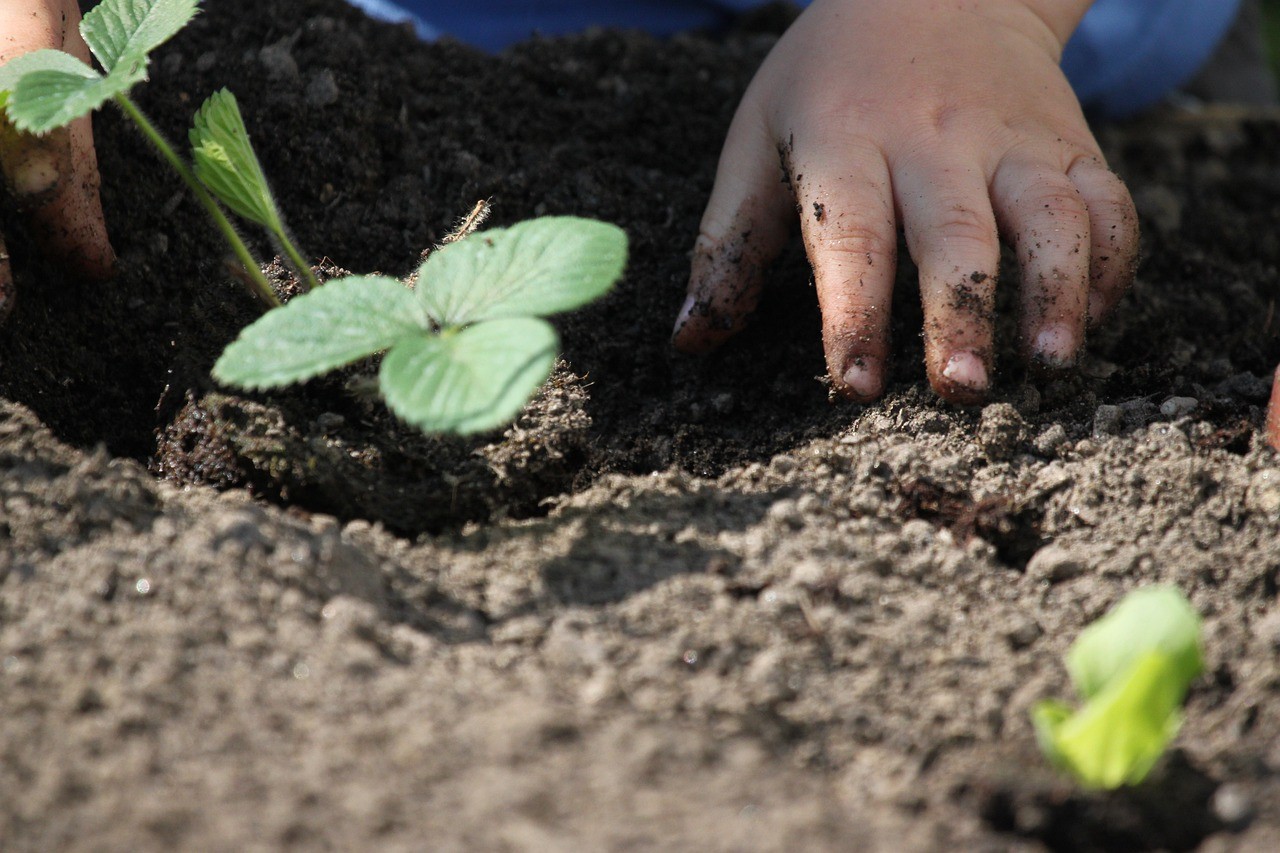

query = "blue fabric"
[
  {"left": 1062, "top": 0, "right": 1243, "bottom": 116},
  {"left": 347, "top": 0, "right": 1243, "bottom": 117}
]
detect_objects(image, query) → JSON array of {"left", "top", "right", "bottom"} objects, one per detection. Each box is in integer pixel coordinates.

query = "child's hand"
[
  {"left": 673, "top": 0, "right": 1139, "bottom": 404},
  {"left": 0, "top": 0, "right": 115, "bottom": 320}
]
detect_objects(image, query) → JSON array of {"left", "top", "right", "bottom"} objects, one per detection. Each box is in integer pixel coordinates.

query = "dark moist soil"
[{"left": 2, "top": 1, "right": 1280, "bottom": 849}]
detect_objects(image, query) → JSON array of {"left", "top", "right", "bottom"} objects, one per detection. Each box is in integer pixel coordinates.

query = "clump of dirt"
[{"left": 1, "top": 1, "right": 1279, "bottom": 850}]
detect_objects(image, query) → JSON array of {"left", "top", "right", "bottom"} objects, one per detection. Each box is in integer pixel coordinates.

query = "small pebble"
[
  {"left": 789, "top": 560, "right": 827, "bottom": 589},
  {"left": 315, "top": 412, "right": 345, "bottom": 432},
  {"left": 1159, "top": 396, "right": 1198, "bottom": 419},
  {"left": 1093, "top": 404, "right": 1123, "bottom": 436},
  {"left": 1004, "top": 614, "right": 1042, "bottom": 650},
  {"left": 1246, "top": 470, "right": 1280, "bottom": 518},
  {"left": 259, "top": 39, "right": 299, "bottom": 81},
  {"left": 1211, "top": 783, "right": 1255, "bottom": 830},
  {"left": 1033, "top": 424, "right": 1068, "bottom": 456},
  {"left": 1025, "top": 544, "right": 1086, "bottom": 583},
  {"left": 977, "top": 403, "right": 1028, "bottom": 460},
  {"left": 795, "top": 493, "right": 824, "bottom": 516},
  {"left": 766, "top": 498, "right": 803, "bottom": 529},
  {"left": 771, "top": 455, "right": 799, "bottom": 475},
  {"left": 306, "top": 70, "right": 340, "bottom": 107}
]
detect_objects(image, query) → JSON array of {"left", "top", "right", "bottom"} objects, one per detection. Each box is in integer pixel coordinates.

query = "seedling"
[
  {"left": 190, "top": 88, "right": 320, "bottom": 291},
  {"left": 214, "top": 216, "right": 626, "bottom": 433},
  {"left": 1032, "top": 586, "right": 1203, "bottom": 790},
  {"left": 1, "top": 0, "right": 628, "bottom": 435}
]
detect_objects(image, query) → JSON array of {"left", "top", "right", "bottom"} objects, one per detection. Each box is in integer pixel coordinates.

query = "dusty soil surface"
[{"left": 2, "top": 1, "right": 1280, "bottom": 849}]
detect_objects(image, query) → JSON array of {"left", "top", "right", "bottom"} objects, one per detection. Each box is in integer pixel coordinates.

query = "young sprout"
[
  {"left": 1032, "top": 586, "right": 1203, "bottom": 790},
  {"left": 213, "top": 216, "right": 627, "bottom": 434},
  {"left": 190, "top": 89, "right": 320, "bottom": 291}
]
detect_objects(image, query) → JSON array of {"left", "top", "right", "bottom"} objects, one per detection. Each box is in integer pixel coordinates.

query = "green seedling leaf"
[
  {"left": 213, "top": 276, "right": 426, "bottom": 389},
  {"left": 0, "top": 50, "right": 146, "bottom": 135},
  {"left": 190, "top": 89, "right": 281, "bottom": 229},
  {"left": 4, "top": 63, "right": 145, "bottom": 135},
  {"left": 379, "top": 317, "right": 558, "bottom": 434},
  {"left": 417, "top": 216, "right": 627, "bottom": 326},
  {"left": 1067, "top": 586, "right": 1203, "bottom": 701},
  {"left": 1034, "top": 651, "right": 1186, "bottom": 789},
  {"left": 0, "top": 49, "right": 96, "bottom": 99},
  {"left": 81, "top": 0, "right": 200, "bottom": 75},
  {"left": 1032, "top": 585, "right": 1203, "bottom": 790}
]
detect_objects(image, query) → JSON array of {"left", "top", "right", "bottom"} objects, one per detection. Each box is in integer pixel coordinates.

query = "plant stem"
[
  {"left": 114, "top": 94, "right": 281, "bottom": 309},
  {"left": 272, "top": 226, "right": 320, "bottom": 292}
]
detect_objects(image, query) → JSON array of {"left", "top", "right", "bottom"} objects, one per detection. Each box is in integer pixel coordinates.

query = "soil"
[{"left": 2, "top": 1, "right": 1280, "bottom": 849}]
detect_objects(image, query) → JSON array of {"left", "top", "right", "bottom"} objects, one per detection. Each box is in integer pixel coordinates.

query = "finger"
[
  {"left": 991, "top": 153, "right": 1091, "bottom": 369},
  {"left": 1066, "top": 156, "right": 1139, "bottom": 326},
  {"left": 30, "top": 116, "right": 115, "bottom": 279},
  {"left": 0, "top": 2, "right": 115, "bottom": 280},
  {"left": 0, "top": 231, "right": 12, "bottom": 321},
  {"left": 896, "top": 162, "right": 1001, "bottom": 404},
  {"left": 792, "top": 141, "right": 897, "bottom": 401},
  {"left": 673, "top": 100, "right": 792, "bottom": 354}
]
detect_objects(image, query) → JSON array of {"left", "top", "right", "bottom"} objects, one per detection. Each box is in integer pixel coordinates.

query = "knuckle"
[
  {"left": 923, "top": 202, "right": 998, "bottom": 256},
  {"left": 1021, "top": 178, "right": 1088, "bottom": 221},
  {"left": 811, "top": 223, "right": 896, "bottom": 265}
]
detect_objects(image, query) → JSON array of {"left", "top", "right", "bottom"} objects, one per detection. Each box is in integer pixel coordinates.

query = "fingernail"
[
  {"left": 942, "top": 351, "right": 988, "bottom": 391},
  {"left": 674, "top": 295, "right": 696, "bottom": 330},
  {"left": 841, "top": 355, "right": 882, "bottom": 400},
  {"left": 1033, "top": 323, "right": 1077, "bottom": 368}
]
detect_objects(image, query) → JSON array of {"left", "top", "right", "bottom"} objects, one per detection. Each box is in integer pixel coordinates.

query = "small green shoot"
[
  {"left": 190, "top": 89, "right": 319, "bottom": 291},
  {"left": 214, "top": 217, "right": 627, "bottom": 434},
  {"left": 1032, "top": 586, "right": 1204, "bottom": 790}
]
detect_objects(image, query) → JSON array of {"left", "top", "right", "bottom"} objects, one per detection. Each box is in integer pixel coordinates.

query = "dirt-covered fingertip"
[
  {"left": 929, "top": 349, "right": 991, "bottom": 406},
  {"left": 671, "top": 226, "right": 771, "bottom": 355},
  {"left": 832, "top": 353, "right": 884, "bottom": 403},
  {"left": 670, "top": 290, "right": 750, "bottom": 355}
]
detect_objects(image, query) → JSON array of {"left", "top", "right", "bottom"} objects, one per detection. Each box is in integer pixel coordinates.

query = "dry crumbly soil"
[{"left": 2, "top": 1, "right": 1280, "bottom": 849}]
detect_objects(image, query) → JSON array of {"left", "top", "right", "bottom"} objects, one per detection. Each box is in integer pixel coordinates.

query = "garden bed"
[{"left": 1, "top": 1, "right": 1279, "bottom": 849}]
